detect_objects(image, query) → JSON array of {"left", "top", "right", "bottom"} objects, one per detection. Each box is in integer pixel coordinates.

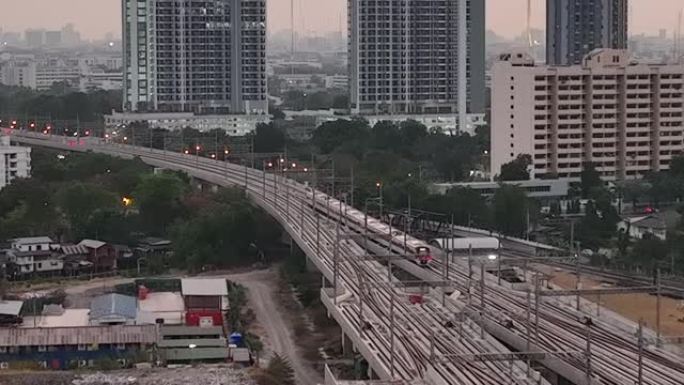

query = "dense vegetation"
[
  {"left": 0, "top": 84, "right": 121, "bottom": 130},
  {"left": 0, "top": 148, "right": 282, "bottom": 272}
]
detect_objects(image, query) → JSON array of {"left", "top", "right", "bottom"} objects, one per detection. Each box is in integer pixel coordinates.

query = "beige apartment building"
[{"left": 491, "top": 49, "right": 684, "bottom": 181}]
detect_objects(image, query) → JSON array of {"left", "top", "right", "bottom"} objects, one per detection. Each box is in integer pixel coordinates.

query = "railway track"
[{"left": 11, "top": 131, "right": 684, "bottom": 384}]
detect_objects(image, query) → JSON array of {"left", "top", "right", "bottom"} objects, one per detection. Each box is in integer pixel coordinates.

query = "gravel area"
[{"left": 0, "top": 366, "right": 255, "bottom": 385}]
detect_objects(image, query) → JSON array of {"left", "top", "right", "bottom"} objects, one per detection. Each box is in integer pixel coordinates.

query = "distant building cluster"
[{"left": 0, "top": 52, "right": 122, "bottom": 92}]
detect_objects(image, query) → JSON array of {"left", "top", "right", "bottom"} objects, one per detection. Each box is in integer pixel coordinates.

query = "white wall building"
[
  {"left": 491, "top": 49, "right": 684, "bottom": 181},
  {"left": 7, "top": 237, "right": 56, "bottom": 276},
  {"left": 0, "top": 136, "right": 31, "bottom": 190},
  {"left": 0, "top": 59, "right": 37, "bottom": 89},
  {"left": 104, "top": 112, "right": 269, "bottom": 136}
]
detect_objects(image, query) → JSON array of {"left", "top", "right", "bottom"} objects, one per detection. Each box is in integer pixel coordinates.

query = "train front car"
[{"left": 415, "top": 246, "right": 433, "bottom": 266}]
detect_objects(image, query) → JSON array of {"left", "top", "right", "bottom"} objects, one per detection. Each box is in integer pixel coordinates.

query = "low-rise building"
[
  {"left": 5, "top": 237, "right": 58, "bottom": 277},
  {"left": 0, "top": 136, "right": 31, "bottom": 190},
  {"left": 78, "top": 239, "right": 117, "bottom": 272},
  {"left": 104, "top": 112, "right": 269, "bottom": 136},
  {"left": 157, "top": 325, "right": 228, "bottom": 365},
  {"left": 180, "top": 278, "right": 228, "bottom": 327},
  {"left": 0, "top": 324, "right": 156, "bottom": 370},
  {"left": 0, "top": 301, "right": 24, "bottom": 326},
  {"left": 618, "top": 215, "right": 668, "bottom": 240},
  {"left": 430, "top": 179, "right": 571, "bottom": 200}
]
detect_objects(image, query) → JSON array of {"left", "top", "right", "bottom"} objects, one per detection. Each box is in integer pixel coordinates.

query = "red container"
[{"left": 185, "top": 310, "right": 223, "bottom": 326}]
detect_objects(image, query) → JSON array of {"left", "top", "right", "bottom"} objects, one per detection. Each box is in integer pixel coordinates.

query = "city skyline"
[{"left": 1, "top": 0, "right": 682, "bottom": 41}]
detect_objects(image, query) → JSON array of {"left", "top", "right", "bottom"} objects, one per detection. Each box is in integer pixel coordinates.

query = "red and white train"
[{"left": 305, "top": 190, "right": 433, "bottom": 266}]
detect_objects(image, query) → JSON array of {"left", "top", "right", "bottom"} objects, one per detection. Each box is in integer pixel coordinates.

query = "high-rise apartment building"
[
  {"left": 547, "top": 0, "right": 628, "bottom": 65},
  {"left": 491, "top": 49, "right": 684, "bottom": 181},
  {"left": 348, "top": 0, "right": 485, "bottom": 126},
  {"left": 122, "top": 0, "right": 267, "bottom": 115}
]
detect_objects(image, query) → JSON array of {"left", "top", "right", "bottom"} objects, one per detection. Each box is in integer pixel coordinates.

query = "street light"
[{"left": 376, "top": 182, "right": 384, "bottom": 218}]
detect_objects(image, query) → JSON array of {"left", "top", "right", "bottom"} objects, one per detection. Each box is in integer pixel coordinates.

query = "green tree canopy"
[
  {"left": 499, "top": 154, "right": 531, "bottom": 181},
  {"left": 491, "top": 185, "right": 531, "bottom": 237},
  {"left": 133, "top": 173, "right": 189, "bottom": 234}
]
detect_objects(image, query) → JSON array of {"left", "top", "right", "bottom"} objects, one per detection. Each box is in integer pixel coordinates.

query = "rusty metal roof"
[{"left": 0, "top": 324, "right": 158, "bottom": 346}]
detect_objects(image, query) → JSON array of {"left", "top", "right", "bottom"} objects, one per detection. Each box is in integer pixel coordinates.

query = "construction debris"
[{"left": 69, "top": 366, "right": 255, "bottom": 385}]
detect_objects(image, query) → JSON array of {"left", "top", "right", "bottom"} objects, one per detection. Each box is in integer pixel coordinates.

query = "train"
[
  {"left": 429, "top": 237, "right": 500, "bottom": 260},
  {"left": 305, "top": 189, "right": 433, "bottom": 266}
]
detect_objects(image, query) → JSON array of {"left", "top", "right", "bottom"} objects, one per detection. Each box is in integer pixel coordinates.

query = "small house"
[
  {"left": 618, "top": 215, "right": 668, "bottom": 241},
  {"left": 180, "top": 278, "right": 228, "bottom": 327},
  {"left": 0, "top": 300, "right": 23, "bottom": 326},
  {"left": 79, "top": 240, "right": 117, "bottom": 271}
]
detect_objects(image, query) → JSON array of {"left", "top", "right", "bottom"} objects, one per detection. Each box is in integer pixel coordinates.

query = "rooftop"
[
  {"left": 181, "top": 278, "right": 228, "bottom": 296},
  {"left": 11, "top": 236, "right": 53, "bottom": 245},
  {"left": 625, "top": 215, "right": 667, "bottom": 230},
  {"left": 0, "top": 325, "right": 157, "bottom": 347},
  {"left": 79, "top": 239, "right": 107, "bottom": 249},
  {"left": 89, "top": 293, "right": 137, "bottom": 321},
  {"left": 21, "top": 309, "right": 90, "bottom": 328},
  {"left": 0, "top": 300, "right": 24, "bottom": 316},
  {"left": 138, "top": 292, "right": 184, "bottom": 313}
]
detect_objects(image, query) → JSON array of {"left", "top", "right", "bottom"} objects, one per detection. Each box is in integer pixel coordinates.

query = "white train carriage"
[{"left": 430, "top": 237, "right": 500, "bottom": 260}]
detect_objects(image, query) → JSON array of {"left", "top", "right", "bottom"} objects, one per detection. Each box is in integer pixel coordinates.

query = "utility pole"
[
  {"left": 637, "top": 319, "right": 644, "bottom": 385},
  {"left": 585, "top": 324, "right": 593, "bottom": 384},
  {"left": 656, "top": 268, "right": 662, "bottom": 346}
]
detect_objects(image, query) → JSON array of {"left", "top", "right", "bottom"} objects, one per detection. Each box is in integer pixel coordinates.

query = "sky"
[{"left": 0, "top": 0, "right": 682, "bottom": 40}]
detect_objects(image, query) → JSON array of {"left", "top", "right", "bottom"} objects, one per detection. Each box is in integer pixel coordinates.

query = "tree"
[
  {"left": 57, "top": 183, "right": 120, "bottom": 238},
  {"left": 670, "top": 155, "right": 684, "bottom": 177},
  {"left": 423, "top": 187, "right": 489, "bottom": 227},
  {"left": 499, "top": 154, "right": 531, "bottom": 181},
  {"left": 312, "top": 119, "right": 369, "bottom": 154},
  {"left": 580, "top": 162, "right": 603, "bottom": 199},
  {"left": 133, "top": 173, "right": 188, "bottom": 234},
  {"left": 630, "top": 233, "right": 669, "bottom": 271},
  {"left": 256, "top": 353, "right": 295, "bottom": 385},
  {"left": 254, "top": 122, "right": 286, "bottom": 153},
  {"left": 491, "top": 185, "right": 531, "bottom": 237}
]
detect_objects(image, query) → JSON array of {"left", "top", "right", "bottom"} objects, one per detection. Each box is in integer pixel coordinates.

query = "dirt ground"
[
  {"left": 0, "top": 365, "right": 255, "bottom": 385},
  {"left": 214, "top": 269, "right": 324, "bottom": 385},
  {"left": 536, "top": 265, "right": 684, "bottom": 337}
]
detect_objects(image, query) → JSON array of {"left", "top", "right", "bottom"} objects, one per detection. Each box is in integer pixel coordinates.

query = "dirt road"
[{"left": 225, "top": 269, "right": 322, "bottom": 385}]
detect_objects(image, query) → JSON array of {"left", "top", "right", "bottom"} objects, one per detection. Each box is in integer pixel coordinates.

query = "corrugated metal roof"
[
  {"left": 89, "top": 294, "right": 137, "bottom": 320},
  {"left": 11, "top": 236, "right": 53, "bottom": 245},
  {"left": 161, "top": 347, "right": 229, "bottom": 361},
  {"left": 79, "top": 239, "right": 107, "bottom": 249},
  {"left": 61, "top": 244, "right": 89, "bottom": 256},
  {"left": 0, "top": 325, "right": 157, "bottom": 346},
  {"left": 181, "top": 278, "right": 228, "bottom": 296},
  {"left": 0, "top": 300, "right": 23, "bottom": 316}
]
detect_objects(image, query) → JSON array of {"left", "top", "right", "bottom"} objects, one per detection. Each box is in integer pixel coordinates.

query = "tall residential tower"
[
  {"left": 348, "top": 0, "right": 485, "bottom": 128},
  {"left": 122, "top": 0, "right": 267, "bottom": 114},
  {"left": 547, "top": 0, "right": 628, "bottom": 65}
]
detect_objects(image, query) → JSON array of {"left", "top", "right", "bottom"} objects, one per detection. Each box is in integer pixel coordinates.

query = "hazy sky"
[{"left": 1, "top": 0, "right": 682, "bottom": 40}]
